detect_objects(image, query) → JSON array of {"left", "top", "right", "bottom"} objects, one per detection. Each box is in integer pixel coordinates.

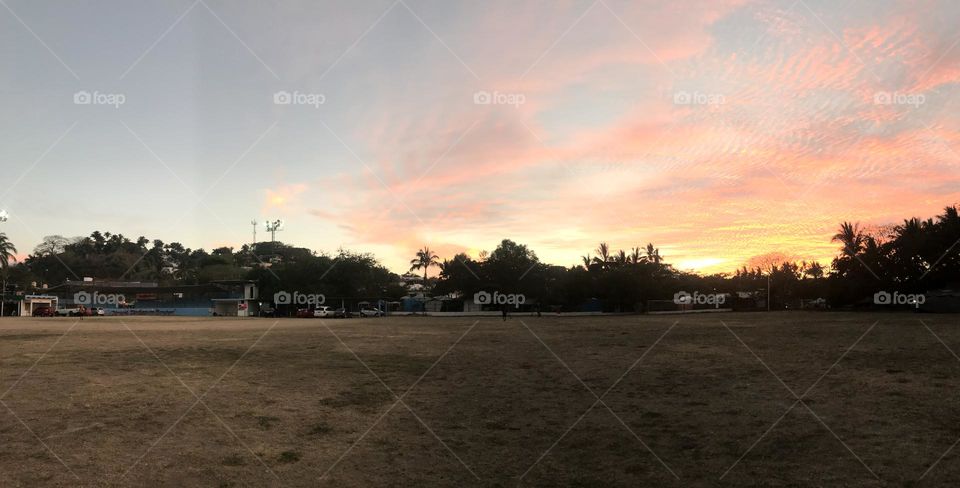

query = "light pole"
[
  {"left": 265, "top": 219, "right": 284, "bottom": 242},
  {"left": 250, "top": 220, "right": 258, "bottom": 248}
]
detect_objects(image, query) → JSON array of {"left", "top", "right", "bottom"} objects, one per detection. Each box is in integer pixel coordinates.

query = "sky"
[{"left": 0, "top": 0, "right": 958, "bottom": 275}]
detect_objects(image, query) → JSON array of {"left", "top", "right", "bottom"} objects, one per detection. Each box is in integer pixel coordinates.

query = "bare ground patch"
[{"left": 0, "top": 313, "right": 957, "bottom": 486}]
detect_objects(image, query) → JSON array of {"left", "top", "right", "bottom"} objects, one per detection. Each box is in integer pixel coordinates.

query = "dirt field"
[{"left": 0, "top": 312, "right": 957, "bottom": 487}]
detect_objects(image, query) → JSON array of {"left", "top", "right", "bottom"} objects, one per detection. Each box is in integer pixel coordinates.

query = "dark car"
[
  {"left": 295, "top": 308, "right": 313, "bottom": 318},
  {"left": 334, "top": 308, "right": 353, "bottom": 318},
  {"left": 32, "top": 307, "right": 56, "bottom": 317},
  {"left": 260, "top": 306, "right": 276, "bottom": 317}
]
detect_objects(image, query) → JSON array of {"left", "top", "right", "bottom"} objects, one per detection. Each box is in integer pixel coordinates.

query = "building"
[
  {"left": 39, "top": 279, "right": 259, "bottom": 317},
  {"left": 19, "top": 295, "right": 59, "bottom": 316}
]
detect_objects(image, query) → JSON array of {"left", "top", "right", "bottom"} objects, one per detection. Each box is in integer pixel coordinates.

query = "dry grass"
[{"left": 0, "top": 312, "right": 957, "bottom": 487}]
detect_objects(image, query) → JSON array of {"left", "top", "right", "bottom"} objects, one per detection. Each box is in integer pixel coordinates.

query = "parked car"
[
  {"left": 295, "top": 308, "right": 313, "bottom": 318},
  {"left": 313, "top": 306, "right": 333, "bottom": 318},
  {"left": 90, "top": 307, "right": 106, "bottom": 316},
  {"left": 360, "top": 308, "right": 382, "bottom": 317},
  {"left": 32, "top": 307, "right": 56, "bottom": 317},
  {"left": 57, "top": 306, "right": 92, "bottom": 317},
  {"left": 334, "top": 308, "right": 353, "bottom": 318}
]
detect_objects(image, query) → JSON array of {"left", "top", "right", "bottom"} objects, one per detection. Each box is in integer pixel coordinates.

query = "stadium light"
[
  {"left": 265, "top": 219, "right": 284, "bottom": 242},
  {"left": 0, "top": 210, "right": 8, "bottom": 222}
]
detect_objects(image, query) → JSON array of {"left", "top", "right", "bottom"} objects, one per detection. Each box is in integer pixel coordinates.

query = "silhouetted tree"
[{"left": 409, "top": 246, "right": 440, "bottom": 283}]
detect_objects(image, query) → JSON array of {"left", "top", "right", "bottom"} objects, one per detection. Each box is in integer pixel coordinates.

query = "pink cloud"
[{"left": 296, "top": 0, "right": 960, "bottom": 273}]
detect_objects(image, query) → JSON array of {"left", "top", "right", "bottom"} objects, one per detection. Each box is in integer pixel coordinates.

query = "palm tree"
[
  {"left": 937, "top": 206, "right": 959, "bottom": 231},
  {"left": 581, "top": 254, "right": 591, "bottom": 270},
  {"left": 894, "top": 218, "right": 927, "bottom": 272},
  {"left": 409, "top": 246, "right": 440, "bottom": 283},
  {"left": 0, "top": 233, "right": 17, "bottom": 312},
  {"left": 630, "top": 247, "right": 643, "bottom": 264},
  {"left": 933, "top": 206, "right": 960, "bottom": 276},
  {"left": 803, "top": 261, "right": 825, "bottom": 280},
  {"left": 593, "top": 242, "right": 611, "bottom": 268},
  {"left": 0, "top": 233, "right": 16, "bottom": 275},
  {"left": 0, "top": 234, "right": 13, "bottom": 318},
  {"left": 646, "top": 243, "right": 661, "bottom": 264},
  {"left": 832, "top": 221, "right": 864, "bottom": 258}
]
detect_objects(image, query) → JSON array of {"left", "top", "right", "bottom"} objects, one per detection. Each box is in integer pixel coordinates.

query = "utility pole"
[
  {"left": 767, "top": 273, "right": 771, "bottom": 312},
  {"left": 250, "top": 220, "right": 257, "bottom": 247}
]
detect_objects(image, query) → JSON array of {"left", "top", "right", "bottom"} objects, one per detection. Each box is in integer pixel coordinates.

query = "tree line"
[
  {"left": 1, "top": 234, "right": 404, "bottom": 301},
  {"left": 0, "top": 203, "right": 956, "bottom": 311},
  {"left": 421, "top": 204, "right": 959, "bottom": 310}
]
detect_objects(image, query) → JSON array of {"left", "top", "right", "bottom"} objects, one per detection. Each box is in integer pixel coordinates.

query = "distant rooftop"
[{"left": 65, "top": 280, "right": 158, "bottom": 288}]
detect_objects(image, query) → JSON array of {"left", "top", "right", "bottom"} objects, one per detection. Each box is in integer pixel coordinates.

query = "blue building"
[{"left": 42, "top": 279, "right": 259, "bottom": 317}]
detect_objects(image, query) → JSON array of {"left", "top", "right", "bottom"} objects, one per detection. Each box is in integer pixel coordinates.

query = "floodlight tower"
[
  {"left": 250, "top": 220, "right": 258, "bottom": 247},
  {"left": 265, "top": 219, "right": 284, "bottom": 242},
  {"left": 0, "top": 210, "right": 8, "bottom": 223}
]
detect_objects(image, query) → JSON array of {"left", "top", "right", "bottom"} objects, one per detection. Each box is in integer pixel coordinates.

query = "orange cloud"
[
  {"left": 262, "top": 183, "right": 308, "bottom": 213},
  {"left": 296, "top": 0, "right": 960, "bottom": 274}
]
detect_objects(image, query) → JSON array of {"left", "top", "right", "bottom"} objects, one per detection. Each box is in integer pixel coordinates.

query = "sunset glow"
[{"left": 1, "top": 0, "right": 958, "bottom": 273}]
